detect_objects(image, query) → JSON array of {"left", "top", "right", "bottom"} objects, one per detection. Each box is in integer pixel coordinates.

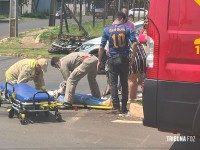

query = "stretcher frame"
[
  {"left": 0, "top": 82, "right": 15, "bottom": 105},
  {"left": 0, "top": 83, "right": 62, "bottom": 125},
  {"left": 56, "top": 94, "right": 113, "bottom": 110}
]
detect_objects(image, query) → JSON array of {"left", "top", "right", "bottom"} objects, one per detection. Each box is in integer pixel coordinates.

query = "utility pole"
[
  {"left": 118, "top": 0, "right": 121, "bottom": 11},
  {"left": 73, "top": 0, "right": 77, "bottom": 15},
  {"left": 103, "top": 0, "right": 106, "bottom": 27},
  {"left": 63, "top": 1, "right": 69, "bottom": 33},
  {"left": 9, "top": 0, "right": 18, "bottom": 37},
  {"left": 79, "top": 0, "right": 83, "bottom": 31},
  {"left": 59, "top": 0, "right": 64, "bottom": 34},
  {"left": 92, "top": 0, "right": 95, "bottom": 28},
  {"left": 49, "top": 0, "right": 56, "bottom": 26}
]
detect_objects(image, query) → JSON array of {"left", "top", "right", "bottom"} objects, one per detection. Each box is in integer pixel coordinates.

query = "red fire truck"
[{"left": 143, "top": 0, "right": 200, "bottom": 136}]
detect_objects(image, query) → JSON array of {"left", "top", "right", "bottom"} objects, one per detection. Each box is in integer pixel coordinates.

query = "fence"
[
  {"left": 58, "top": 0, "right": 149, "bottom": 35},
  {"left": 0, "top": 0, "right": 149, "bottom": 37}
]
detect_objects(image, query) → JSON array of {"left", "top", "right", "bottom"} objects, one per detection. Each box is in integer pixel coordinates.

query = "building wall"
[
  {"left": 0, "top": 1, "right": 9, "bottom": 15},
  {"left": 21, "top": 2, "right": 32, "bottom": 14},
  {"left": 22, "top": 0, "right": 51, "bottom": 14},
  {"left": 37, "top": 0, "right": 51, "bottom": 13}
]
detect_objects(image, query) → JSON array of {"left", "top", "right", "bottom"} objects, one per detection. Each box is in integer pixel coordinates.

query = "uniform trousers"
[{"left": 64, "top": 56, "right": 101, "bottom": 103}]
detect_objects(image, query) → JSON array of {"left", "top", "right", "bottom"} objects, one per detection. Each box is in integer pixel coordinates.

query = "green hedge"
[{"left": 22, "top": 12, "right": 49, "bottom": 19}]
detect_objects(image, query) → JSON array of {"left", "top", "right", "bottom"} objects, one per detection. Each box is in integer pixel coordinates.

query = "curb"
[
  {"left": 129, "top": 102, "right": 144, "bottom": 119},
  {"left": 0, "top": 19, "right": 22, "bottom": 23},
  {"left": 0, "top": 19, "right": 9, "bottom": 23}
]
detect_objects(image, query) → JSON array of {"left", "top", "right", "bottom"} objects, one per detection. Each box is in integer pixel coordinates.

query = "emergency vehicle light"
[{"left": 146, "top": 19, "right": 160, "bottom": 79}]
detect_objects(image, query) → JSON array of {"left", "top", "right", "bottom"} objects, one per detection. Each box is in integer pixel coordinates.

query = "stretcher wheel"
[
  {"left": 8, "top": 107, "right": 14, "bottom": 118},
  {"left": 55, "top": 111, "right": 62, "bottom": 122},
  {"left": 19, "top": 113, "right": 28, "bottom": 125},
  {"left": 20, "top": 113, "right": 26, "bottom": 119}
]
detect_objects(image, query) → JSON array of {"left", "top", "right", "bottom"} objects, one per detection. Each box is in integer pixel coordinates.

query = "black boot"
[
  {"left": 112, "top": 103, "right": 121, "bottom": 114},
  {"left": 63, "top": 102, "right": 73, "bottom": 109},
  {"left": 121, "top": 101, "right": 128, "bottom": 114}
]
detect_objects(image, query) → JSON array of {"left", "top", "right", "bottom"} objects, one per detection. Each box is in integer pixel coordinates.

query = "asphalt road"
[
  {"left": 1, "top": 57, "right": 200, "bottom": 150},
  {"left": 0, "top": 16, "right": 93, "bottom": 39},
  {"left": 0, "top": 17, "right": 199, "bottom": 149},
  {"left": 0, "top": 19, "right": 57, "bottom": 39}
]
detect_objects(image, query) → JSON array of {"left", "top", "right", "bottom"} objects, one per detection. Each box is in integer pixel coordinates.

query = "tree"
[
  {"left": 32, "top": 0, "right": 40, "bottom": 13},
  {"left": 18, "top": 0, "right": 29, "bottom": 16},
  {"left": 18, "top": 0, "right": 29, "bottom": 5}
]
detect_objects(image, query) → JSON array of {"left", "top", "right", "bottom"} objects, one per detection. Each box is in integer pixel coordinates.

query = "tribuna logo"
[{"left": 166, "top": 136, "right": 195, "bottom": 142}]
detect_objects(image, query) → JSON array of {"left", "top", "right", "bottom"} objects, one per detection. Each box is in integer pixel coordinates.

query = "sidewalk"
[
  {"left": 0, "top": 19, "right": 9, "bottom": 23},
  {"left": 128, "top": 86, "right": 144, "bottom": 119},
  {"left": 129, "top": 101, "right": 143, "bottom": 119}
]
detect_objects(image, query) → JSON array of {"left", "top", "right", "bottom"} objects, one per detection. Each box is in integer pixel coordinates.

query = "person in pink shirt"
[
  {"left": 138, "top": 17, "right": 149, "bottom": 53},
  {"left": 138, "top": 28, "right": 146, "bottom": 43},
  {"left": 122, "top": 8, "right": 136, "bottom": 33}
]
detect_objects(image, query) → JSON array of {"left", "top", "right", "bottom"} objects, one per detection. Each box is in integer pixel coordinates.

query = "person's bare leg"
[
  {"left": 102, "top": 75, "right": 111, "bottom": 97},
  {"left": 137, "top": 73, "right": 145, "bottom": 98},
  {"left": 128, "top": 73, "right": 138, "bottom": 101},
  {"left": 106, "top": 79, "right": 111, "bottom": 94}
]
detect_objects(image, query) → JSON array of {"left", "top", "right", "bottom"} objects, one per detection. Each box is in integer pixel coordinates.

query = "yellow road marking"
[{"left": 112, "top": 120, "right": 142, "bottom": 124}]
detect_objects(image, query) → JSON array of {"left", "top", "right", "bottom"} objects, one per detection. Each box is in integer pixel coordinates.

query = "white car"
[
  {"left": 129, "top": 8, "right": 148, "bottom": 18},
  {"left": 55, "top": 7, "right": 72, "bottom": 19},
  {"left": 79, "top": 20, "right": 145, "bottom": 73},
  {"left": 79, "top": 20, "right": 144, "bottom": 53}
]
